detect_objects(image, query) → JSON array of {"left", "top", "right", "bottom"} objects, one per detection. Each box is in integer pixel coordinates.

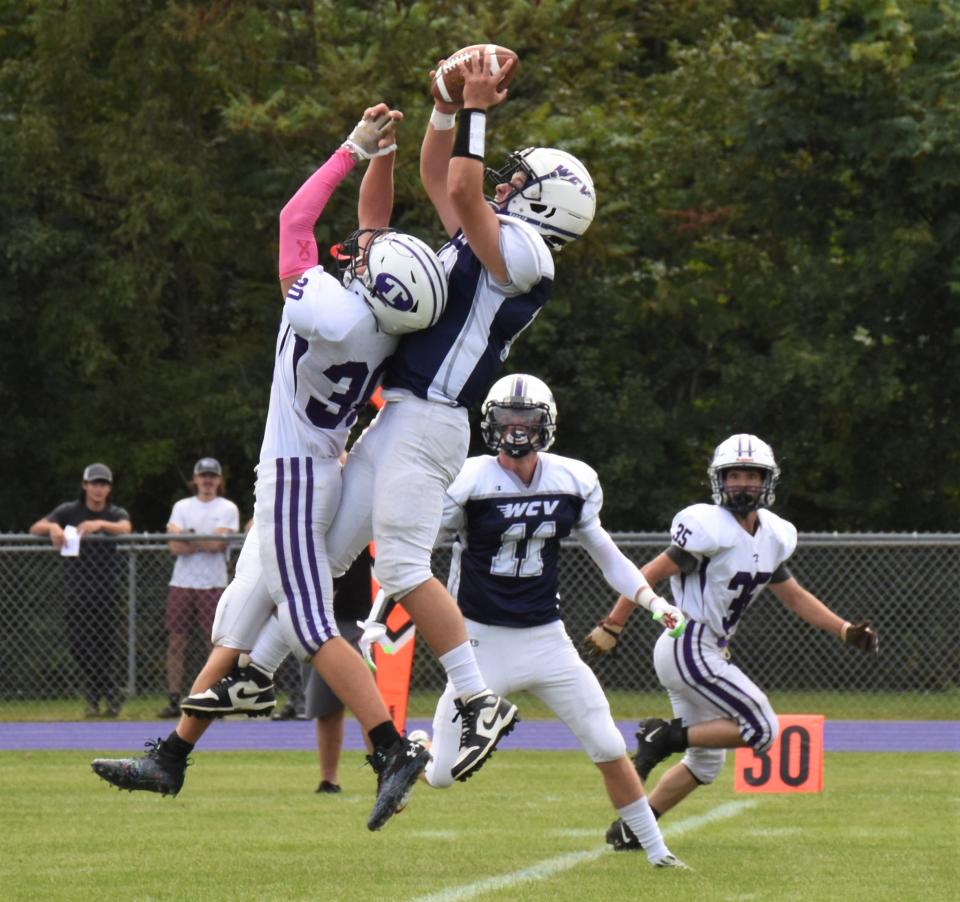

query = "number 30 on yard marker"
[{"left": 734, "top": 714, "right": 825, "bottom": 793}]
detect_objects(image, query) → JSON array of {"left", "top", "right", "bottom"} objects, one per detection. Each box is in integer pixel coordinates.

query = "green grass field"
[{"left": 1, "top": 748, "right": 956, "bottom": 901}]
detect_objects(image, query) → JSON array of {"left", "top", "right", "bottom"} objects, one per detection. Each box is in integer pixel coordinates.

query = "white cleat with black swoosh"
[
  {"left": 180, "top": 662, "right": 276, "bottom": 719},
  {"left": 450, "top": 691, "right": 519, "bottom": 782}
]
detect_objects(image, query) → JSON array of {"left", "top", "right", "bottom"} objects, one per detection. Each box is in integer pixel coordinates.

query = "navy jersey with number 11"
[{"left": 441, "top": 453, "right": 603, "bottom": 627}]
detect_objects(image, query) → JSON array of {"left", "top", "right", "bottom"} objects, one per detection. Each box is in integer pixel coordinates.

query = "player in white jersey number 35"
[{"left": 586, "top": 433, "right": 879, "bottom": 851}]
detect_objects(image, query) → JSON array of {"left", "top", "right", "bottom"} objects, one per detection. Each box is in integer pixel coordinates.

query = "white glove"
[
  {"left": 356, "top": 589, "right": 395, "bottom": 671},
  {"left": 342, "top": 113, "right": 397, "bottom": 161},
  {"left": 650, "top": 596, "right": 686, "bottom": 638}
]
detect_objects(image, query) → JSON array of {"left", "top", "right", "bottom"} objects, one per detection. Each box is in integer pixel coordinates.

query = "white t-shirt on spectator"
[{"left": 168, "top": 495, "right": 240, "bottom": 589}]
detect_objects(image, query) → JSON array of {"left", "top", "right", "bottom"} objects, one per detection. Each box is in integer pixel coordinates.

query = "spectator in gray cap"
[
  {"left": 29, "top": 462, "right": 132, "bottom": 716},
  {"left": 158, "top": 458, "right": 240, "bottom": 718}
]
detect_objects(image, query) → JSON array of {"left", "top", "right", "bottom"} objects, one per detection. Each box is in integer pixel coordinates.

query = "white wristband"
[
  {"left": 429, "top": 108, "right": 456, "bottom": 131},
  {"left": 634, "top": 586, "right": 658, "bottom": 611}
]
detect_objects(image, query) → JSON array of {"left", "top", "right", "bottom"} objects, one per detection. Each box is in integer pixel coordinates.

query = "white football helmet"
[
  {"left": 339, "top": 229, "right": 447, "bottom": 335},
  {"left": 486, "top": 147, "right": 596, "bottom": 250},
  {"left": 708, "top": 433, "right": 780, "bottom": 514},
  {"left": 481, "top": 373, "right": 557, "bottom": 458}
]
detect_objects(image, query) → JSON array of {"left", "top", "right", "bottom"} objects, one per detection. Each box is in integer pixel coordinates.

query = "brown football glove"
[
  {"left": 584, "top": 620, "right": 622, "bottom": 656},
  {"left": 842, "top": 620, "right": 879, "bottom": 654}
]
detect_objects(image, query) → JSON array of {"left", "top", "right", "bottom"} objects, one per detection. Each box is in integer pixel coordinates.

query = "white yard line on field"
[{"left": 409, "top": 799, "right": 758, "bottom": 902}]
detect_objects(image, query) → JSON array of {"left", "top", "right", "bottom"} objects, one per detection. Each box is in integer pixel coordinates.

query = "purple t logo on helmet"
[{"left": 374, "top": 273, "right": 416, "bottom": 311}]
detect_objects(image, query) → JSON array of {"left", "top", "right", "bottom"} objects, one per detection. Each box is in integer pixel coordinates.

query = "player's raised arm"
[
  {"left": 278, "top": 104, "right": 399, "bottom": 297},
  {"left": 421, "top": 60, "right": 461, "bottom": 237},
  {"left": 447, "top": 52, "right": 516, "bottom": 284},
  {"left": 357, "top": 106, "right": 402, "bottom": 230}
]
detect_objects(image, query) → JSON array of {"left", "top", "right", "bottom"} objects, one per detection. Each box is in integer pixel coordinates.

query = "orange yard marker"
[{"left": 734, "top": 714, "right": 824, "bottom": 793}]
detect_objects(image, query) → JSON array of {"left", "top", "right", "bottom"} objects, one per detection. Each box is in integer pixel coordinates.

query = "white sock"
[
  {"left": 438, "top": 642, "right": 487, "bottom": 700},
  {"left": 250, "top": 614, "right": 293, "bottom": 674},
  {"left": 619, "top": 796, "right": 669, "bottom": 862}
]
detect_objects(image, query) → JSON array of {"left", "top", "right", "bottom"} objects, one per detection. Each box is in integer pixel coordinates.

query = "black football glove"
[{"left": 843, "top": 620, "right": 879, "bottom": 654}]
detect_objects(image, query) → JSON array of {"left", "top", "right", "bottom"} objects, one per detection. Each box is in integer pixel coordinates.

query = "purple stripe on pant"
[
  {"left": 286, "top": 458, "right": 326, "bottom": 652},
  {"left": 678, "top": 622, "right": 775, "bottom": 751},
  {"left": 302, "top": 458, "right": 332, "bottom": 640},
  {"left": 273, "top": 458, "right": 318, "bottom": 654}
]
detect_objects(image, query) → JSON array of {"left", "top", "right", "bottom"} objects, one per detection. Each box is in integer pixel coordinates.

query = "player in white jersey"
[
  {"left": 92, "top": 104, "right": 445, "bottom": 831},
  {"left": 212, "top": 54, "right": 601, "bottom": 784},
  {"left": 586, "top": 434, "right": 879, "bottom": 851},
  {"left": 407, "top": 374, "right": 686, "bottom": 868}
]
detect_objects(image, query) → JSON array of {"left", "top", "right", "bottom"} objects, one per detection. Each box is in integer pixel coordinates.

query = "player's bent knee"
[
  {"left": 585, "top": 724, "right": 628, "bottom": 763},
  {"left": 682, "top": 748, "right": 725, "bottom": 784},
  {"left": 375, "top": 557, "right": 433, "bottom": 602}
]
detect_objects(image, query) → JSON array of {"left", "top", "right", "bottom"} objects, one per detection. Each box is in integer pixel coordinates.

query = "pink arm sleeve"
[{"left": 278, "top": 146, "right": 357, "bottom": 280}]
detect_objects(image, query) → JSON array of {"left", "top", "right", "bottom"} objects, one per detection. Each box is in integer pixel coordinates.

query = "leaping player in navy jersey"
[
  {"left": 204, "top": 53, "right": 601, "bottom": 786},
  {"left": 586, "top": 434, "right": 879, "bottom": 851}
]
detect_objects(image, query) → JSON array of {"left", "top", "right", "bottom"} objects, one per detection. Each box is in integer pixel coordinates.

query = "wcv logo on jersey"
[{"left": 497, "top": 499, "right": 560, "bottom": 519}]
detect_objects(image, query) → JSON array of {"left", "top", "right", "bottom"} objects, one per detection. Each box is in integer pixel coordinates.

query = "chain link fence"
[{"left": 2, "top": 532, "right": 958, "bottom": 706}]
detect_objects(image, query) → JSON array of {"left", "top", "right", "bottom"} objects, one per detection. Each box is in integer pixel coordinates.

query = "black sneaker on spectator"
[
  {"left": 271, "top": 701, "right": 307, "bottom": 721},
  {"left": 158, "top": 693, "right": 180, "bottom": 718}
]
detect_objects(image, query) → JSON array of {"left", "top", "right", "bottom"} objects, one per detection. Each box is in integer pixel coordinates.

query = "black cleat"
[
  {"left": 366, "top": 738, "right": 430, "bottom": 831},
  {"left": 316, "top": 780, "right": 342, "bottom": 794},
  {"left": 180, "top": 662, "right": 276, "bottom": 719},
  {"left": 606, "top": 817, "right": 643, "bottom": 851},
  {"left": 91, "top": 738, "right": 188, "bottom": 796},
  {"left": 449, "top": 692, "right": 518, "bottom": 782},
  {"left": 634, "top": 717, "right": 672, "bottom": 781}
]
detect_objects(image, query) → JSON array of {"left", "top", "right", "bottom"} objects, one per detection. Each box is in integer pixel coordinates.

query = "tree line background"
[{"left": 1, "top": 0, "right": 957, "bottom": 533}]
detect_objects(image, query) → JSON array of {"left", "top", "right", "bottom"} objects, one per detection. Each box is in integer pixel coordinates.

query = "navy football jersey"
[
  {"left": 442, "top": 452, "right": 602, "bottom": 627},
  {"left": 383, "top": 217, "right": 553, "bottom": 409}
]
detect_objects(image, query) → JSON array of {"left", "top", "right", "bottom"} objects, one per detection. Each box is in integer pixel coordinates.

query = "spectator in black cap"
[
  {"left": 158, "top": 458, "right": 240, "bottom": 718},
  {"left": 29, "top": 462, "right": 132, "bottom": 717}
]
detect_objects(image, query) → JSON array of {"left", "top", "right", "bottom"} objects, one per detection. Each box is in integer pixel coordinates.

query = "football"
[{"left": 431, "top": 44, "right": 519, "bottom": 105}]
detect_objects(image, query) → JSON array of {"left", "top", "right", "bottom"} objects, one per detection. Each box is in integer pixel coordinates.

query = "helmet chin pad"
[
  {"left": 499, "top": 425, "right": 537, "bottom": 457},
  {"left": 722, "top": 487, "right": 763, "bottom": 515}
]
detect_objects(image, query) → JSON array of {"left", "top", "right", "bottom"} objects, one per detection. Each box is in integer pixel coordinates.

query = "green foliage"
[{"left": 1, "top": 0, "right": 957, "bottom": 530}]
